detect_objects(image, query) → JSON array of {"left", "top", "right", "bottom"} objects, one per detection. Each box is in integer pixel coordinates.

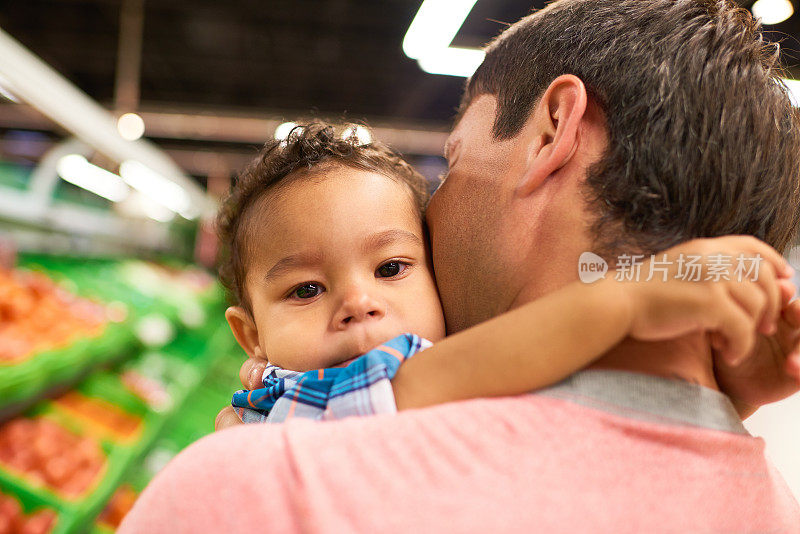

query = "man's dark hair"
[
  {"left": 216, "top": 121, "right": 429, "bottom": 312},
  {"left": 463, "top": 0, "right": 800, "bottom": 257}
]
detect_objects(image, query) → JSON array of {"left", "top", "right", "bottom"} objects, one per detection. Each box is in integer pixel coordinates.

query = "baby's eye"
[
  {"left": 376, "top": 261, "right": 408, "bottom": 278},
  {"left": 291, "top": 283, "right": 324, "bottom": 300}
]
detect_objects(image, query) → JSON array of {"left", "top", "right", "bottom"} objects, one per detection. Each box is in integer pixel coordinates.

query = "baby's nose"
[{"left": 333, "top": 290, "right": 386, "bottom": 329}]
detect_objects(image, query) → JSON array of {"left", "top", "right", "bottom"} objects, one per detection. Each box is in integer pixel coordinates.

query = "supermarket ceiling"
[
  {"left": 2, "top": 0, "right": 794, "bottom": 122},
  {"left": 0, "top": 0, "right": 797, "bottom": 166},
  {"left": 0, "top": 0, "right": 552, "bottom": 124}
]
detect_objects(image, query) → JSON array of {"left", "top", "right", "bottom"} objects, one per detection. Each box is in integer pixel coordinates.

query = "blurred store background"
[{"left": 0, "top": 0, "right": 798, "bottom": 531}]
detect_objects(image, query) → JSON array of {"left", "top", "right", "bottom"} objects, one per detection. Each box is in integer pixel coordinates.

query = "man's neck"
[
  {"left": 508, "top": 269, "right": 721, "bottom": 390},
  {"left": 586, "top": 333, "right": 720, "bottom": 391}
]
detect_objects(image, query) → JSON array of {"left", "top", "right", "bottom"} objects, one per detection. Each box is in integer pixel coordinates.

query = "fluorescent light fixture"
[
  {"left": 782, "top": 78, "right": 800, "bottom": 107},
  {"left": 56, "top": 154, "right": 130, "bottom": 202},
  {"left": 138, "top": 193, "right": 176, "bottom": 222},
  {"left": 0, "top": 74, "right": 19, "bottom": 103},
  {"left": 0, "top": 85, "right": 17, "bottom": 103},
  {"left": 403, "top": 0, "right": 483, "bottom": 78},
  {"left": 119, "top": 160, "right": 193, "bottom": 218},
  {"left": 403, "top": 0, "right": 479, "bottom": 60},
  {"left": 418, "top": 47, "right": 485, "bottom": 77},
  {"left": 752, "top": 0, "right": 794, "bottom": 25},
  {"left": 275, "top": 121, "right": 299, "bottom": 141},
  {"left": 117, "top": 190, "right": 176, "bottom": 222},
  {"left": 117, "top": 112, "right": 145, "bottom": 141},
  {"left": 341, "top": 124, "right": 372, "bottom": 145}
]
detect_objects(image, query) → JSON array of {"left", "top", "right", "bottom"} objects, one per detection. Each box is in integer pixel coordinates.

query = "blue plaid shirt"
[{"left": 231, "top": 333, "right": 432, "bottom": 423}]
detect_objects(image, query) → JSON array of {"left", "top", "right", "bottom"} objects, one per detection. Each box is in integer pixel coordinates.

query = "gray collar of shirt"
[{"left": 538, "top": 369, "right": 748, "bottom": 435}]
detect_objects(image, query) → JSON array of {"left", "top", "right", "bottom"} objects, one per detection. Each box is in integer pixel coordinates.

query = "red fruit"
[{"left": 19, "top": 509, "right": 57, "bottom": 534}]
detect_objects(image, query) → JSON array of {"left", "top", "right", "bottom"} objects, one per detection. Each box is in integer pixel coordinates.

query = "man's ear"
[
  {"left": 225, "top": 306, "right": 261, "bottom": 359},
  {"left": 516, "top": 74, "right": 588, "bottom": 197}
]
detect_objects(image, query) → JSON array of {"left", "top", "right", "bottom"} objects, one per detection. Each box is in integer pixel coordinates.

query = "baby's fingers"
[
  {"left": 726, "top": 279, "right": 770, "bottom": 336},
  {"left": 239, "top": 358, "right": 267, "bottom": 390},
  {"left": 715, "top": 295, "right": 758, "bottom": 365},
  {"left": 782, "top": 298, "right": 800, "bottom": 329},
  {"left": 730, "top": 236, "right": 793, "bottom": 278},
  {"left": 785, "top": 352, "right": 800, "bottom": 382},
  {"left": 751, "top": 262, "right": 780, "bottom": 335},
  {"left": 779, "top": 279, "right": 796, "bottom": 307},
  {"left": 215, "top": 406, "right": 244, "bottom": 431}
]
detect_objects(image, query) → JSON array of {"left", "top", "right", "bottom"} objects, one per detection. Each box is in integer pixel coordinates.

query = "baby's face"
[{"left": 242, "top": 166, "right": 446, "bottom": 371}]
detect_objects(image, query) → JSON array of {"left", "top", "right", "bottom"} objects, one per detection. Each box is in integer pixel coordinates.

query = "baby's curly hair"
[{"left": 216, "top": 121, "right": 430, "bottom": 313}]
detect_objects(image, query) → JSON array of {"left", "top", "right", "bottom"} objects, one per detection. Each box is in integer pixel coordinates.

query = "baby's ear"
[{"left": 225, "top": 306, "right": 261, "bottom": 358}]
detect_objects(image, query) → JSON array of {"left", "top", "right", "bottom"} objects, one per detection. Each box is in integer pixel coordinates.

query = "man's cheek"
[{"left": 426, "top": 177, "right": 455, "bottom": 230}]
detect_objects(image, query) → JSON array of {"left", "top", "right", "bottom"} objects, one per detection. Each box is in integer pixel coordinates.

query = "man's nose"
[{"left": 332, "top": 287, "right": 386, "bottom": 329}]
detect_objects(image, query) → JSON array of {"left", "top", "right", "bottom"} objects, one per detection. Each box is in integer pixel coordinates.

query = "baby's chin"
[
  {"left": 317, "top": 333, "right": 403, "bottom": 369},
  {"left": 271, "top": 329, "right": 408, "bottom": 371}
]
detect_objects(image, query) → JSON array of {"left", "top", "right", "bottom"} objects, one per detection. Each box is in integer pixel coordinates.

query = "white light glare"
[
  {"left": 341, "top": 125, "right": 372, "bottom": 145},
  {"left": 119, "top": 160, "right": 193, "bottom": 218},
  {"left": 275, "top": 121, "right": 299, "bottom": 141},
  {"left": 0, "top": 75, "right": 19, "bottom": 103},
  {"left": 138, "top": 193, "right": 176, "bottom": 222},
  {"left": 56, "top": 154, "right": 130, "bottom": 202},
  {"left": 418, "top": 47, "right": 485, "bottom": 78},
  {"left": 402, "top": 0, "right": 483, "bottom": 77},
  {"left": 403, "top": 0, "right": 479, "bottom": 60},
  {"left": 117, "top": 112, "right": 145, "bottom": 140},
  {"left": 752, "top": 0, "right": 794, "bottom": 25},
  {"left": 782, "top": 78, "right": 800, "bottom": 107}
]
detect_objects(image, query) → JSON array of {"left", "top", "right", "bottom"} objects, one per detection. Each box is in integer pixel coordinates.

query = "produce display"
[
  {"left": 0, "top": 270, "right": 107, "bottom": 364},
  {"left": 52, "top": 394, "right": 142, "bottom": 443},
  {"left": 0, "top": 491, "right": 57, "bottom": 534},
  {"left": 0, "top": 254, "right": 239, "bottom": 533},
  {"left": 0, "top": 418, "right": 105, "bottom": 499},
  {"left": 95, "top": 485, "right": 137, "bottom": 530}
]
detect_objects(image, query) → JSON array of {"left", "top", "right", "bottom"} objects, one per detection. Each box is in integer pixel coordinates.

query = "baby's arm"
[{"left": 391, "top": 236, "right": 795, "bottom": 411}]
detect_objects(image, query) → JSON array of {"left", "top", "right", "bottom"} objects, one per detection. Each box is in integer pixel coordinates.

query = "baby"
[{"left": 214, "top": 122, "right": 794, "bottom": 426}]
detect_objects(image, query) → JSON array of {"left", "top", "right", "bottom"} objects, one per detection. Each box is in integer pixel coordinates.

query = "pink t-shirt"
[{"left": 120, "top": 371, "right": 799, "bottom": 533}]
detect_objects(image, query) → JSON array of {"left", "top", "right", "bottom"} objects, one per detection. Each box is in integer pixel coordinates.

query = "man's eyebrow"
[
  {"left": 362, "top": 229, "right": 423, "bottom": 254},
  {"left": 263, "top": 251, "right": 323, "bottom": 283}
]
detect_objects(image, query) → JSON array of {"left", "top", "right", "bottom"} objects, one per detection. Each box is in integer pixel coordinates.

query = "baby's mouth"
[
  {"left": 328, "top": 332, "right": 395, "bottom": 368},
  {"left": 331, "top": 356, "right": 358, "bottom": 368}
]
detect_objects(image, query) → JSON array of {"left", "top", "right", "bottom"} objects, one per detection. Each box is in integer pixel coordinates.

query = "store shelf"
[
  {"left": 0, "top": 255, "right": 223, "bottom": 422},
  {"left": 0, "top": 304, "right": 240, "bottom": 533}
]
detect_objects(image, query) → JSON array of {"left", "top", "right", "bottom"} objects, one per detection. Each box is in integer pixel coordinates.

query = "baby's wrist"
[{"left": 597, "top": 277, "right": 639, "bottom": 336}]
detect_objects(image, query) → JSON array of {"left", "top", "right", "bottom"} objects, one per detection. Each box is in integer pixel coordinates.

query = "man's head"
[
  {"left": 218, "top": 122, "right": 444, "bottom": 370},
  {"left": 427, "top": 0, "right": 800, "bottom": 333}
]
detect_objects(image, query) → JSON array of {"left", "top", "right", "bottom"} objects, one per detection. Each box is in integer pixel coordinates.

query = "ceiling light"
[
  {"left": 138, "top": 193, "right": 176, "bottom": 222},
  {"left": 402, "top": 0, "right": 483, "bottom": 78},
  {"left": 274, "top": 121, "right": 299, "bottom": 141},
  {"left": 56, "top": 154, "right": 130, "bottom": 202},
  {"left": 341, "top": 125, "right": 372, "bottom": 145},
  {"left": 117, "top": 112, "right": 145, "bottom": 140},
  {"left": 782, "top": 78, "right": 800, "bottom": 107},
  {"left": 119, "top": 160, "right": 192, "bottom": 217},
  {"left": 0, "top": 75, "right": 18, "bottom": 103},
  {"left": 418, "top": 47, "right": 485, "bottom": 78},
  {"left": 752, "top": 0, "right": 794, "bottom": 25},
  {"left": 403, "top": 0, "right": 479, "bottom": 60}
]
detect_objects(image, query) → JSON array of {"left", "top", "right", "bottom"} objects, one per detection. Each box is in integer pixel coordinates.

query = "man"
[{"left": 121, "top": 0, "right": 800, "bottom": 531}]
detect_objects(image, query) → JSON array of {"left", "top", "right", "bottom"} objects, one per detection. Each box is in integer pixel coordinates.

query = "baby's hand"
[
  {"left": 621, "top": 236, "right": 795, "bottom": 365},
  {"left": 714, "top": 293, "right": 800, "bottom": 413},
  {"left": 215, "top": 406, "right": 244, "bottom": 431},
  {"left": 214, "top": 350, "right": 269, "bottom": 431}
]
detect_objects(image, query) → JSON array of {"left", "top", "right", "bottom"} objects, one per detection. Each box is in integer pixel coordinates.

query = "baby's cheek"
[
  {"left": 264, "top": 329, "right": 327, "bottom": 372},
  {"left": 401, "top": 281, "right": 446, "bottom": 342}
]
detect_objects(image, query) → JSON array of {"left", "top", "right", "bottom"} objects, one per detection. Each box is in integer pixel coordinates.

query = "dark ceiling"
[{"left": 0, "top": 0, "right": 550, "bottom": 124}]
